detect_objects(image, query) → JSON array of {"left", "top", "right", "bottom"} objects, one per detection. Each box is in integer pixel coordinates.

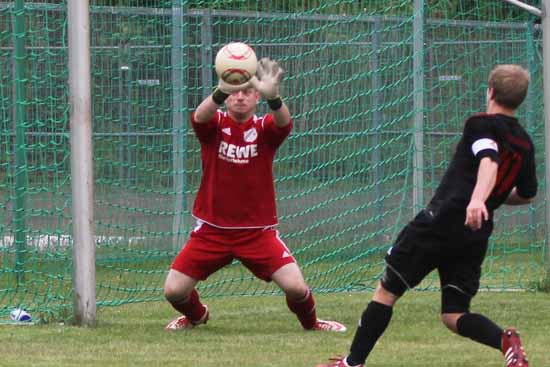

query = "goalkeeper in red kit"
[{"left": 163, "top": 58, "right": 346, "bottom": 333}]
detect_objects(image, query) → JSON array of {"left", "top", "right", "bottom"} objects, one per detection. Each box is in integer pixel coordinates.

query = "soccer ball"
[{"left": 215, "top": 42, "right": 257, "bottom": 85}]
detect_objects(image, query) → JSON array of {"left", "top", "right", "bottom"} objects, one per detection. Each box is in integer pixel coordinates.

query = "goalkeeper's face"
[{"left": 226, "top": 88, "right": 260, "bottom": 120}]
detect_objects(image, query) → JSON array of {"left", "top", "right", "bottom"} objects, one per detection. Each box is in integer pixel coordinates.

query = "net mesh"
[{"left": 0, "top": 0, "right": 546, "bottom": 322}]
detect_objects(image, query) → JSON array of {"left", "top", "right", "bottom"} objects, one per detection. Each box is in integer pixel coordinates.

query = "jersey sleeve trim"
[{"left": 476, "top": 149, "right": 500, "bottom": 163}]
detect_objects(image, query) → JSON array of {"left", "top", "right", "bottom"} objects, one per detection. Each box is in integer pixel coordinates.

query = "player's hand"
[
  {"left": 465, "top": 199, "right": 489, "bottom": 230},
  {"left": 217, "top": 78, "right": 251, "bottom": 94},
  {"left": 249, "top": 58, "right": 284, "bottom": 100}
]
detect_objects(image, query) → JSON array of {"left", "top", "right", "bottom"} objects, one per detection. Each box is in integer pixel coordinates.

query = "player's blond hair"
[{"left": 488, "top": 64, "right": 530, "bottom": 109}]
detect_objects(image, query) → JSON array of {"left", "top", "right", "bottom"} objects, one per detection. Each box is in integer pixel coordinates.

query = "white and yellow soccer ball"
[{"left": 215, "top": 42, "right": 257, "bottom": 85}]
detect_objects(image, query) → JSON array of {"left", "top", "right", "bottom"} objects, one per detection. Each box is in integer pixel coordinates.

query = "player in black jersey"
[{"left": 316, "top": 65, "right": 536, "bottom": 367}]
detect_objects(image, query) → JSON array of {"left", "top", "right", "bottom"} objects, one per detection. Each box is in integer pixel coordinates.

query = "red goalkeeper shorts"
[{"left": 171, "top": 221, "right": 296, "bottom": 282}]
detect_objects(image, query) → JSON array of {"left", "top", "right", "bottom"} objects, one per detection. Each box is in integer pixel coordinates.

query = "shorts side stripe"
[
  {"left": 193, "top": 220, "right": 204, "bottom": 233},
  {"left": 385, "top": 262, "right": 413, "bottom": 290},
  {"left": 442, "top": 284, "right": 474, "bottom": 297},
  {"left": 275, "top": 230, "right": 292, "bottom": 254}
]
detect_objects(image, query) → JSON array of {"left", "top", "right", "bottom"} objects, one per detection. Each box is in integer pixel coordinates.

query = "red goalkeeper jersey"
[{"left": 190, "top": 110, "right": 292, "bottom": 228}]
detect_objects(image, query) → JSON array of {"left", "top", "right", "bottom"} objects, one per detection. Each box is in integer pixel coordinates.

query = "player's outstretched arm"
[
  {"left": 194, "top": 79, "right": 251, "bottom": 124},
  {"left": 249, "top": 58, "right": 291, "bottom": 127},
  {"left": 465, "top": 157, "right": 498, "bottom": 230},
  {"left": 504, "top": 187, "right": 534, "bottom": 205}
]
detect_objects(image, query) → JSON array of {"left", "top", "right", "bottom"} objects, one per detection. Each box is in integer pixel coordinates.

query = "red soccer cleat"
[
  {"left": 315, "top": 356, "right": 364, "bottom": 367},
  {"left": 501, "top": 328, "right": 529, "bottom": 367},
  {"left": 312, "top": 319, "right": 347, "bottom": 332},
  {"left": 165, "top": 305, "right": 209, "bottom": 331}
]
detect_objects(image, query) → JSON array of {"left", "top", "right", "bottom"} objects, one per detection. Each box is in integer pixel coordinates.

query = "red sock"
[
  {"left": 286, "top": 288, "right": 317, "bottom": 329},
  {"left": 169, "top": 289, "right": 207, "bottom": 323}
]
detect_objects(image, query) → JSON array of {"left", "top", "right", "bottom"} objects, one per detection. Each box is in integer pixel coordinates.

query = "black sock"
[
  {"left": 347, "top": 301, "right": 393, "bottom": 366},
  {"left": 456, "top": 313, "right": 503, "bottom": 350}
]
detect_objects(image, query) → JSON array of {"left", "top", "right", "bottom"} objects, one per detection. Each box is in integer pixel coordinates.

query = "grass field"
[{"left": 0, "top": 291, "right": 547, "bottom": 367}]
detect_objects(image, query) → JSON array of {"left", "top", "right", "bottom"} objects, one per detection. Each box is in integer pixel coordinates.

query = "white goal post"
[{"left": 68, "top": 0, "right": 96, "bottom": 327}]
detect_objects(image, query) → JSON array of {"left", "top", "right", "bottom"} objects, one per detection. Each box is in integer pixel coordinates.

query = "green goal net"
[{"left": 0, "top": 0, "right": 547, "bottom": 322}]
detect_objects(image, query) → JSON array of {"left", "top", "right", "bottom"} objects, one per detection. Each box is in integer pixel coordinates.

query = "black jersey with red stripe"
[{"left": 425, "top": 113, "right": 537, "bottom": 236}]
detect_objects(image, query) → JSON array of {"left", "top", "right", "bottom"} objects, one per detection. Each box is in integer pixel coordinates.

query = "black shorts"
[{"left": 382, "top": 209, "right": 489, "bottom": 300}]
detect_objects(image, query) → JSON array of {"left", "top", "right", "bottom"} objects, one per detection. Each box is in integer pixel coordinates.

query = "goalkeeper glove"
[{"left": 249, "top": 58, "right": 284, "bottom": 109}]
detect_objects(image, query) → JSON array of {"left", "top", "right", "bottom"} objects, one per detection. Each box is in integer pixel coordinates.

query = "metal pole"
[
  {"left": 68, "top": 0, "right": 96, "bottom": 326},
  {"left": 118, "top": 44, "right": 128, "bottom": 183},
  {"left": 542, "top": 0, "right": 550, "bottom": 275},
  {"left": 200, "top": 9, "right": 213, "bottom": 100},
  {"left": 13, "top": 0, "right": 28, "bottom": 285},
  {"left": 371, "top": 16, "right": 383, "bottom": 220},
  {"left": 124, "top": 62, "right": 133, "bottom": 187},
  {"left": 413, "top": 0, "right": 425, "bottom": 212},
  {"left": 503, "top": 0, "right": 543, "bottom": 16},
  {"left": 172, "top": 1, "right": 187, "bottom": 251},
  {"left": 526, "top": 21, "right": 537, "bottom": 244}
]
